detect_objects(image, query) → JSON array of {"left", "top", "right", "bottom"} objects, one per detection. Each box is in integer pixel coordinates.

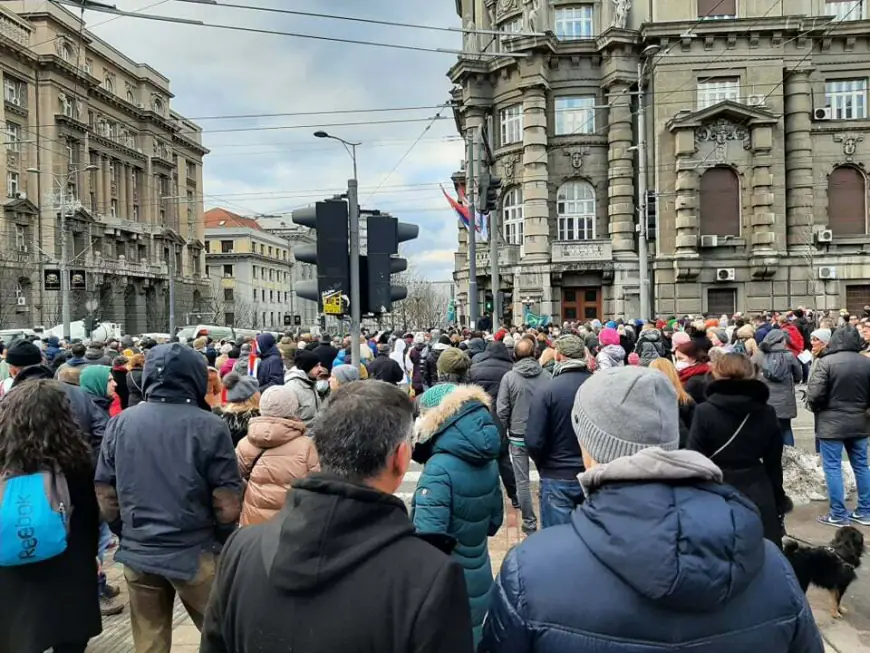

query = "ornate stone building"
[
  {"left": 450, "top": 0, "right": 870, "bottom": 323},
  {"left": 0, "top": 1, "right": 208, "bottom": 332}
]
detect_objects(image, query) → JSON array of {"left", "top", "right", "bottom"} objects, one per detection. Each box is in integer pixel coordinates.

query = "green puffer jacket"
[{"left": 411, "top": 384, "right": 503, "bottom": 646}]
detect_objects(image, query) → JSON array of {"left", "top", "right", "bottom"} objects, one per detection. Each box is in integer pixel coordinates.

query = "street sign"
[
  {"left": 322, "top": 290, "right": 345, "bottom": 316},
  {"left": 293, "top": 315, "right": 302, "bottom": 326},
  {"left": 283, "top": 314, "right": 292, "bottom": 326}
]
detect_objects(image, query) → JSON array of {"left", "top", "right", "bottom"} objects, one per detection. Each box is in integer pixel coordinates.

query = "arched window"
[
  {"left": 104, "top": 76, "right": 114, "bottom": 94},
  {"left": 61, "top": 43, "right": 73, "bottom": 63},
  {"left": 557, "top": 180, "right": 596, "bottom": 240},
  {"left": 502, "top": 186, "right": 524, "bottom": 246},
  {"left": 153, "top": 97, "right": 164, "bottom": 114},
  {"left": 829, "top": 165, "right": 866, "bottom": 236},
  {"left": 699, "top": 166, "right": 740, "bottom": 237},
  {"left": 126, "top": 90, "right": 135, "bottom": 104}
]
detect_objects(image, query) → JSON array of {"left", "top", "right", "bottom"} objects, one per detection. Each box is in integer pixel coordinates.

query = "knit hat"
[
  {"left": 419, "top": 383, "right": 458, "bottom": 411},
  {"left": 438, "top": 335, "right": 451, "bottom": 346},
  {"left": 605, "top": 321, "right": 617, "bottom": 329},
  {"left": 572, "top": 366, "right": 679, "bottom": 465},
  {"left": 503, "top": 334, "right": 515, "bottom": 348},
  {"left": 671, "top": 331, "right": 691, "bottom": 347},
  {"left": 628, "top": 352, "right": 641, "bottom": 366},
  {"left": 711, "top": 328, "right": 728, "bottom": 345},
  {"left": 332, "top": 364, "right": 360, "bottom": 385},
  {"left": 223, "top": 371, "right": 260, "bottom": 403},
  {"left": 259, "top": 384, "right": 300, "bottom": 419},
  {"left": 811, "top": 328, "right": 832, "bottom": 345},
  {"left": 599, "top": 328, "right": 620, "bottom": 347},
  {"left": 554, "top": 334, "right": 585, "bottom": 359},
  {"left": 6, "top": 340, "right": 42, "bottom": 367},
  {"left": 294, "top": 349, "right": 321, "bottom": 374},
  {"left": 437, "top": 347, "right": 471, "bottom": 376}
]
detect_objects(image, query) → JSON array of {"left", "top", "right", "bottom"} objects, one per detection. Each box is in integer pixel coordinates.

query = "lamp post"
[
  {"left": 28, "top": 164, "right": 98, "bottom": 341},
  {"left": 313, "top": 130, "right": 362, "bottom": 368},
  {"left": 636, "top": 43, "right": 661, "bottom": 321}
]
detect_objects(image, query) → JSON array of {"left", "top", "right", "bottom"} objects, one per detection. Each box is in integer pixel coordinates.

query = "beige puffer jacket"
[{"left": 236, "top": 415, "right": 320, "bottom": 526}]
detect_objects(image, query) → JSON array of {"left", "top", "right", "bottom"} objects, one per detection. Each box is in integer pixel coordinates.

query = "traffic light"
[
  {"left": 499, "top": 291, "right": 512, "bottom": 321},
  {"left": 646, "top": 190, "right": 657, "bottom": 241},
  {"left": 291, "top": 199, "right": 350, "bottom": 309},
  {"left": 484, "top": 291, "right": 493, "bottom": 314},
  {"left": 479, "top": 171, "right": 502, "bottom": 214},
  {"left": 283, "top": 314, "right": 292, "bottom": 327},
  {"left": 363, "top": 214, "right": 419, "bottom": 314}
]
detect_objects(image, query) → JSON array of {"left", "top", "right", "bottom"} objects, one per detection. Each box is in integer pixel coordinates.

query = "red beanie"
[{"left": 495, "top": 328, "right": 507, "bottom": 342}]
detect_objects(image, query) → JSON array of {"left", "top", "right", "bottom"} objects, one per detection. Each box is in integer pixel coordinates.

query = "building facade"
[
  {"left": 450, "top": 0, "right": 870, "bottom": 323},
  {"left": 205, "top": 208, "right": 318, "bottom": 330},
  {"left": 0, "top": 1, "right": 208, "bottom": 332}
]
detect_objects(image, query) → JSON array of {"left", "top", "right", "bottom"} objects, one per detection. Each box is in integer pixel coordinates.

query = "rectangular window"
[
  {"left": 500, "top": 104, "right": 523, "bottom": 145},
  {"left": 268, "top": 246, "right": 273, "bottom": 257},
  {"left": 132, "top": 205, "right": 139, "bottom": 221},
  {"left": 223, "top": 264, "right": 233, "bottom": 277},
  {"left": 698, "top": 0, "right": 736, "bottom": 19},
  {"left": 707, "top": 288, "right": 737, "bottom": 316},
  {"left": 225, "top": 312, "right": 234, "bottom": 326},
  {"left": 224, "top": 288, "right": 234, "bottom": 301},
  {"left": 4, "top": 77, "right": 23, "bottom": 106},
  {"left": 6, "top": 122, "right": 20, "bottom": 152},
  {"left": 499, "top": 17, "right": 523, "bottom": 49},
  {"left": 261, "top": 289, "right": 266, "bottom": 302},
  {"left": 220, "top": 239, "right": 233, "bottom": 253},
  {"left": 110, "top": 199, "right": 117, "bottom": 218},
  {"left": 253, "top": 288, "right": 257, "bottom": 300},
  {"left": 826, "top": 0, "right": 864, "bottom": 21},
  {"left": 555, "top": 96, "right": 595, "bottom": 135},
  {"left": 269, "top": 290, "right": 274, "bottom": 302},
  {"left": 6, "top": 171, "right": 19, "bottom": 198},
  {"left": 15, "top": 224, "right": 25, "bottom": 250},
  {"left": 697, "top": 77, "right": 740, "bottom": 109},
  {"left": 554, "top": 5, "right": 594, "bottom": 40},
  {"left": 826, "top": 78, "right": 868, "bottom": 120},
  {"left": 269, "top": 269, "right": 274, "bottom": 281}
]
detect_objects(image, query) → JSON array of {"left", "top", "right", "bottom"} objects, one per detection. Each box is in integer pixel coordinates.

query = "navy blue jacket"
[
  {"left": 95, "top": 344, "right": 242, "bottom": 581},
  {"left": 256, "top": 333, "right": 285, "bottom": 390},
  {"left": 524, "top": 363, "right": 590, "bottom": 480},
  {"left": 755, "top": 322, "right": 775, "bottom": 345},
  {"left": 43, "top": 337, "right": 61, "bottom": 362},
  {"left": 481, "top": 477, "right": 822, "bottom": 653}
]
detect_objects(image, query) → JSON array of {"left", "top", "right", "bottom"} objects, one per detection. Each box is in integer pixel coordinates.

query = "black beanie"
[
  {"left": 294, "top": 349, "right": 321, "bottom": 374},
  {"left": 6, "top": 340, "right": 43, "bottom": 367}
]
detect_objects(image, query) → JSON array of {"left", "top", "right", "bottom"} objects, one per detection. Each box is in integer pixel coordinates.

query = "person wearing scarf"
[{"left": 675, "top": 341, "right": 712, "bottom": 405}]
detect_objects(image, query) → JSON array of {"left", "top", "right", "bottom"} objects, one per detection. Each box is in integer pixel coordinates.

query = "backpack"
[
  {"left": 732, "top": 339, "right": 747, "bottom": 355},
  {"left": 0, "top": 470, "right": 72, "bottom": 566}
]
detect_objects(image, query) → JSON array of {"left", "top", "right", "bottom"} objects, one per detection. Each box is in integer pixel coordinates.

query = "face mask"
[
  {"left": 316, "top": 380, "right": 329, "bottom": 394},
  {"left": 675, "top": 360, "right": 691, "bottom": 371}
]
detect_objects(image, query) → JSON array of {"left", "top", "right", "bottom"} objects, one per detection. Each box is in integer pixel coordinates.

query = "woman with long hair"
[
  {"left": 674, "top": 341, "right": 712, "bottom": 405},
  {"left": 687, "top": 353, "right": 789, "bottom": 546},
  {"left": 0, "top": 380, "right": 102, "bottom": 653},
  {"left": 649, "top": 357, "right": 695, "bottom": 447},
  {"left": 126, "top": 353, "right": 146, "bottom": 407}
]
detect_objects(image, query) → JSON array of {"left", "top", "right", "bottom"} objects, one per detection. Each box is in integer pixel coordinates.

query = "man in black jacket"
[
  {"left": 312, "top": 333, "right": 339, "bottom": 374},
  {"left": 367, "top": 344, "right": 404, "bottom": 384},
  {"left": 525, "top": 334, "right": 591, "bottom": 528},
  {"left": 200, "top": 381, "right": 474, "bottom": 653}
]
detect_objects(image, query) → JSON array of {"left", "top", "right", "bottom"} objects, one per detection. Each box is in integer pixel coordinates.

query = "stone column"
[
  {"left": 606, "top": 82, "right": 636, "bottom": 255},
  {"left": 95, "top": 154, "right": 105, "bottom": 216},
  {"left": 750, "top": 127, "right": 776, "bottom": 253},
  {"left": 127, "top": 166, "right": 136, "bottom": 221},
  {"left": 673, "top": 129, "right": 700, "bottom": 257},
  {"left": 102, "top": 156, "right": 112, "bottom": 217},
  {"left": 118, "top": 163, "right": 128, "bottom": 220},
  {"left": 521, "top": 85, "right": 550, "bottom": 263},
  {"left": 784, "top": 68, "right": 815, "bottom": 250}
]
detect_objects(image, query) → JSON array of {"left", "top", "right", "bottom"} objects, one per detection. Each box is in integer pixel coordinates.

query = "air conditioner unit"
[
  {"left": 814, "top": 107, "right": 833, "bottom": 121},
  {"left": 716, "top": 268, "right": 736, "bottom": 282},
  {"left": 819, "top": 265, "right": 837, "bottom": 280},
  {"left": 747, "top": 94, "right": 766, "bottom": 107},
  {"left": 17, "top": 192, "right": 25, "bottom": 200},
  {"left": 700, "top": 235, "right": 719, "bottom": 248},
  {"left": 137, "top": 103, "right": 145, "bottom": 109},
  {"left": 816, "top": 229, "right": 834, "bottom": 244},
  {"left": 16, "top": 296, "right": 26, "bottom": 307}
]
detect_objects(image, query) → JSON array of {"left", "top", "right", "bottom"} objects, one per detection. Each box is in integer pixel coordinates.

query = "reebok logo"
[{"left": 15, "top": 494, "right": 37, "bottom": 560}]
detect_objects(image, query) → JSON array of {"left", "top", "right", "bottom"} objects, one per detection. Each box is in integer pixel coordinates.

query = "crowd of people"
[{"left": 2, "top": 305, "right": 869, "bottom": 651}]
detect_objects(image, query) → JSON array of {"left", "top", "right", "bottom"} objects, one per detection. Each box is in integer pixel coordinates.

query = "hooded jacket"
[
  {"left": 496, "top": 356, "right": 551, "bottom": 441},
  {"left": 94, "top": 343, "right": 243, "bottom": 581},
  {"left": 754, "top": 329, "right": 802, "bottom": 420},
  {"left": 408, "top": 342, "right": 431, "bottom": 392},
  {"left": 256, "top": 333, "right": 285, "bottom": 390},
  {"left": 480, "top": 448, "right": 822, "bottom": 653},
  {"left": 200, "top": 474, "right": 474, "bottom": 653},
  {"left": 367, "top": 350, "right": 404, "bottom": 384},
  {"left": 84, "top": 345, "right": 112, "bottom": 366},
  {"left": 469, "top": 342, "right": 514, "bottom": 403},
  {"left": 236, "top": 415, "right": 320, "bottom": 526},
  {"left": 467, "top": 338, "right": 486, "bottom": 363},
  {"left": 596, "top": 344, "right": 626, "bottom": 370},
  {"left": 284, "top": 368, "right": 321, "bottom": 428},
  {"left": 687, "top": 379, "right": 787, "bottom": 545},
  {"left": 413, "top": 385, "right": 504, "bottom": 644},
  {"left": 425, "top": 341, "right": 452, "bottom": 387},
  {"left": 43, "top": 336, "right": 61, "bottom": 362},
  {"left": 126, "top": 366, "right": 144, "bottom": 407},
  {"left": 807, "top": 326, "right": 870, "bottom": 440},
  {"left": 634, "top": 329, "right": 665, "bottom": 366}
]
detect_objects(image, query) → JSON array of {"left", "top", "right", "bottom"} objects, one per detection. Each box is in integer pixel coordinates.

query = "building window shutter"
[
  {"left": 829, "top": 166, "right": 866, "bottom": 236},
  {"left": 699, "top": 167, "right": 740, "bottom": 237}
]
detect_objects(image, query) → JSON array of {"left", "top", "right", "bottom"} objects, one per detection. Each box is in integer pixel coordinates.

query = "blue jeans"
[
  {"left": 540, "top": 478, "right": 584, "bottom": 529},
  {"left": 779, "top": 418, "right": 795, "bottom": 447},
  {"left": 509, "top": 442, "right": 537, "bottom": 532},
  {"left": 820, "top": 438, "right": 870, "bottom": 520},
  {"left": 97, "top": 521, "right": 113, "bottom": 595}
]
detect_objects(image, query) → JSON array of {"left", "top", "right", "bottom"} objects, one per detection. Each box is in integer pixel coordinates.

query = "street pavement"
[{"left": 88, "top": 402, "right": 864, "bottom": 652}]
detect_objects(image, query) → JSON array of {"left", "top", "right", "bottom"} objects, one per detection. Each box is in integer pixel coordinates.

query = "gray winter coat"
[
  {"left": 284, "top": 368, "right": 322, "bottom": 428},
  {"left": 496, "top": 356, "right": 551, "bottom": 441},
  {"left": 753, "top": 330, "right": 802, "bottom": 420},
  {"left": 635, "top": 329, "right": 665, "bottom": 366},
  {"left": 807, "top": 327, "right": 870, "bottom": 440}
]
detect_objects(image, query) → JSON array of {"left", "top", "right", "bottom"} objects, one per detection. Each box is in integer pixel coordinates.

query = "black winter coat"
[
  {"left": 200, "top": 474, "right": 474, "bottom": 653},
  {"left": 367, "top": 352, "right": 404, "bottom": 384},
  {"left": 215, "top": 408, "right": 260, "bottom": 447},
  {"left": 127, "top": 368, "right": 145, "bottom": 406},
  {"left": 469, "top": 343, "right": 514, "bottom": 403},
  {"left": 112, "top": 365, "right": 130, "bottom": 410},
  {"left": 0, "top": 467, "right": 101, "bottom": 652},
  {"left": 425, "top": 343, "right": 451, "bottom": 388},
  {"left": 807, "top": 327, "right": 870, "bottom": 440},
  {"left": 687, "top": 379, "right": 786, "bottom": 546}
]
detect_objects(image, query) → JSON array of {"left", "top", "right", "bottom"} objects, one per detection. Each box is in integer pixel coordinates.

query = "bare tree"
[
  {"left": 393, "top": 269, "right": 449, "bottom": 331},
  {"left": 205, "top": 277, "right": 258, "bottom": 328},
  {"left": 0, "top": 250, "right": 37, "bottom": 327}
]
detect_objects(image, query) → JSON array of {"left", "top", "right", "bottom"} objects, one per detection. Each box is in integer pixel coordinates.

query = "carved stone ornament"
[
  {"left": 834, "top": 133, "right": 864, "bottom": 162},
  {"left": 564, "top": 148, "right": 589, "bottom": 169},
  {"left": 523, "top": 0, "right": 540, "bottom": 31},
  {"left": 695, "top": 119, "right": 750, "bottom": 163},
  {"left": 498, "top": 0, "right": 519, "bottom": 17},
  {"left": 611, "top": 0, "right": 631, "bottom": 29},
  {"left": 501, "top": 153, "right": 520, "bottom": 182}
]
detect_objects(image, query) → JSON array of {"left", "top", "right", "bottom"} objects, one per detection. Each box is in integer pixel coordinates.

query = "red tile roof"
[{"left": 204, "top": 207, "right": 262, "bottom": 231}]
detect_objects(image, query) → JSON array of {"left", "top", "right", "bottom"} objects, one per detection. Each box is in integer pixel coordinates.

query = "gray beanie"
[
  {"left": 712, "top": 328, "right": 728, "bottom": 345},
  {"left": 332, "top": 364, "right": 360, "bottom": 385},
  {"left": 223, "top": 371, "right": 260, "bottom": 403},
  {"left": 572, "top": 366, "right": 679, "bottom": 464}
]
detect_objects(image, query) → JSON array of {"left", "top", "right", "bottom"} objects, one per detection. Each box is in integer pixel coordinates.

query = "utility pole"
[
  {"left": 466, "top": 126, "right": 479, "bottom": 327},
  {"left": 348, "top": 176, "right": 361, "bottom": 369},
  {"left": 58, "top": 182, "right": 71, "bottom": 341},
  {"left": 168, "top": 246, "right": 176, "bottom": 334},
  {"left": 483, "top": 138, "right": 500, "bottom": 332},
  {"left": 636, "top": 58, "right": 651, "bottom": 322}
]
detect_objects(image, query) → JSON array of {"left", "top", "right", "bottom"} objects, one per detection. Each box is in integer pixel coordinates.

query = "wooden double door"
[{"left": 562, "top": 287, "right": 602, "bottom": 322}]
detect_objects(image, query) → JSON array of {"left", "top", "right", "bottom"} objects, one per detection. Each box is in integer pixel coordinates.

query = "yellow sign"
[{"left": 323, "top": 291, "right": 344, "bottom": 315}]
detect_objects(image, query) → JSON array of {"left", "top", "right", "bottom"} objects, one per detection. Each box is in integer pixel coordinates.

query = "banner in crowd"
[{"left": 523, "top": 305, "right": 551, "bottom": 329}]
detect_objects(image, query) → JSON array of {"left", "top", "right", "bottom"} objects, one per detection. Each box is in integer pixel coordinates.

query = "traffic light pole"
[
  {"left": 348, "top": 177, "right": 361, "bottom": 370},
  {"left": 484, "top": 139, "right": 500, "bottom": 332},
  {"left": 466, "top": 126, "right": 479, "bottom": 327}
]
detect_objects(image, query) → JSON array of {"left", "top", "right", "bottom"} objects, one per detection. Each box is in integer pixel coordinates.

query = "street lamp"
[
  {"left": 636, "top": 43, "right": 661, "bottom": 321},
  {"left": 313, "top": 130, "right": 363, "bottom": 369},
  {"left": 28, "top": 164, "right": 98, "bottom": 341}
]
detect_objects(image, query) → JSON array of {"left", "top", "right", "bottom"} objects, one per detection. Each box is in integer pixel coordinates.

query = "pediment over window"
[
  {"left": 3, "top": 197, "right": 38, "bottom": 216},
  {"left": 666, "top": 100, "right": 779, "bottom": 133}
]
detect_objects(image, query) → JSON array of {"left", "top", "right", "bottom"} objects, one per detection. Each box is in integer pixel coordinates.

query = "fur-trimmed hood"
[{"left": 414, "top": 384, "right": 500, "bottom": 466}]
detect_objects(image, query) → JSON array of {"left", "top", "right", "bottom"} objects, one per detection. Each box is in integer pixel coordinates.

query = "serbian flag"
[
  {"left": 441, "top": 184, "right": 482, "bottom": 232},
  {"left": 248, "top": 338, "right": 260, "bottom": 378}
]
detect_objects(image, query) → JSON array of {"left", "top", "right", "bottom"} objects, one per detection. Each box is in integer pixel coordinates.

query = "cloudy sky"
[{"left": 80, "top": 0, "right": 465, "bottom": 280}]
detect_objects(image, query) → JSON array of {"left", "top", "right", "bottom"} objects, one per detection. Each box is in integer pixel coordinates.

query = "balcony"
[
  {"left": 551, "top": 240, "right": 612, "bottom": 264},
  {"left": 475, "top": 244, "right": 521, "bottom": 269}
]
